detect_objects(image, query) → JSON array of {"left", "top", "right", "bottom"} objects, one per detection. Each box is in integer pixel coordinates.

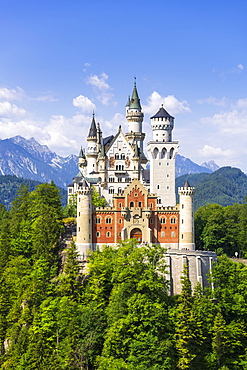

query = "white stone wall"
[
  {"left": 76, "top": 190, "right": 92, "bottom": 258},
  {"left": 165, "top": 250, "right": 217, "bottom": 295},
  {"left": 147, "top": 141, "right": 178, "bottom": 207},
  {"left": 178, "top": 187, "right": 195, "bottom": 250}
]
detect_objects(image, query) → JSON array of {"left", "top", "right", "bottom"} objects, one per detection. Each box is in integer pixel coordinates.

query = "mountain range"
[
  {"left": 0, "top": 136, "right": 219, "bottom": 188},
  {"left": 0, "top": 136, "right": 78, "bottom": 188}
]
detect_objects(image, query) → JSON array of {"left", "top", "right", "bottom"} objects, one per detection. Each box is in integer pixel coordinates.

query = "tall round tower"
[
  {"left": 147, "top": 106, "right": 179, "bottom": 206},
  {"left": 125, "top": 81, "right": 145, "bottom": 153},
  {"left": 76, "top": 179, "right": 92, "bottom": 260},
  {"left": 178, "top": 181, "right": 195, "bottom": 251},
  {"left": 86, "top": 113, "right": 98, "bottom": 175}
]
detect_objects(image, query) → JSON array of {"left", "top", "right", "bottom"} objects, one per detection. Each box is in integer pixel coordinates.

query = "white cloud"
[
  {"left": 236, "top": 98, "right": 247, "bottom": 108},
  {"left": 201, "top": 103, "right": 247, "bottom": 136},
  {"left": 0, "top": 87, "right": 25, "bottom": 102},
  {"left": 0, "top": 118, "right": 47, "bottom": 140},
  {"left": 0, "top": 102, "right": 28, "bottom": 118},
  {"left": 216, "top": 64, "right": 245, "bottom": 78},
  {"left": 31, "top": 94, "right": 58, "bottom": 102},
  {"left": 197, "top": 96, "right": 227, "bottom": 107},
  {"left": 73, "top": 95, "right": 96, "bottom": 113},
  {"left": 142, "top": 91, "right": 191, "bottom": 115},
  {"left": 199, "top": 145, "right": 234, "bottom": 158},
  {"left": 86, "top": 73, "right": 114, "bottom": 105}
]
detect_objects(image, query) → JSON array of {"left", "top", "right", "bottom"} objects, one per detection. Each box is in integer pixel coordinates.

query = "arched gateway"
[{"left": 130, "top": 228, "right": 142, "bottom": 242}]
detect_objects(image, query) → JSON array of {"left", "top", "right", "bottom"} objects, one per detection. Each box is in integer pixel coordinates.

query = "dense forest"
[
  {"left": 176, "top": 167, "right": 247, "bottom": 210},
  {"left": 0, "top": 183, "right": 247, "bottom": 369},
  {"left": 195, "top": 202, "right": 247, "bottom": 257}
]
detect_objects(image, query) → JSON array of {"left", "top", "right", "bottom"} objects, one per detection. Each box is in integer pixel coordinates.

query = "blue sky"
[{"left": 1, "top": 0, "right": 247, "bottom": 172}]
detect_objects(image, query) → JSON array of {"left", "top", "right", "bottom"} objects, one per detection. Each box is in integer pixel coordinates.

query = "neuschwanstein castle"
[{"left": 68, "top": 82, "right": 216, "bottom": 294}]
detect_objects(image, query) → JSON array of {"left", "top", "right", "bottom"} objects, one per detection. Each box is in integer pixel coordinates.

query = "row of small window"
[
  {"left": 159, "top": 217, "right": 177, "bottom": 224},
  {"left": 152, "top": 147, "right": 175, "bottom": 160},
  {"left": 109, "top": 177, "right": 131, "bottom": 183},
  {"left": 96, "top": 217, "right": 112, "bottom": 224},
  {"left": 160, "top": 231, "right": 176, "bottom": 238},
  {"left": 96, "top": 231, "right": 111, "bottom": 237},
  {"left": 94, "top": 231, "right": 176, "bottom": 238},
  {"left": 115, "top": 154, "right": 126, "bottom": 159},
  {"left": 109, "top": 188, "right": 124, "bottom": 194},
  {"left": 115, "top": 165, "right": 125, "bottom": 171}
]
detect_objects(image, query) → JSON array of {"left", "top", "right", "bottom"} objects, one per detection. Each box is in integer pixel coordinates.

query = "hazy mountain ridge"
[
  {"left": 175, "top": 154, "right": 216, "bottom": 177},
  {"left": 176, "top": 166, "right": 247, "bottom": 210},
  {"left": 0, "top": 136, "right": 78, "bottom": 188}
]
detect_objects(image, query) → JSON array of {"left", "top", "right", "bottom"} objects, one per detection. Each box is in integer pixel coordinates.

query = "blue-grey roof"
[
  {"left": 183, "top": 180, "right": 191, "bottom": 188},
  {"left": 78, "top": 179, "right": 89, "bottom": 187},
  {"left": 88, "top": 114, "right": 97, "bottom": 138},
  {"left": 150, "top": 106, "right": 174, "bottom": 119},
  {"left": 103, "top": 135, "right": 114, "bottom": 146},
  {"left": 129, "top": 82, "right": 142, "bottom": 110}
]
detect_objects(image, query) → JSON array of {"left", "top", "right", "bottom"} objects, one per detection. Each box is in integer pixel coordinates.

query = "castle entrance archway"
[{"left": 130, "top": 228, "right": 142, "bottom": 243}]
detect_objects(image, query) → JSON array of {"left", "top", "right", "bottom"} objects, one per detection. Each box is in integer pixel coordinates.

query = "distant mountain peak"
[{"left": 200, "top": 160, "right": 220, "bottom": 172}]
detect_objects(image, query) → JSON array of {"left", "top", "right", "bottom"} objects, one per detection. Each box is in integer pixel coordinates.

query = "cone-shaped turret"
[
  {"left": 78, "top": 147, "right": 85, "bottom": 159},
  {"left": 129, "top": 82, "right": 142, "bottom": 110},
  {"left": 87, "top": 113, "right": 97, "bottom": 139},
  {"left": 150, "top": 105, "right": 174, "bottom": 119}
]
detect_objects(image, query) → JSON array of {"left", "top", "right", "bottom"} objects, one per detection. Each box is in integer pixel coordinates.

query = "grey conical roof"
[
  {"left": 129, "top": 82, "right": 142, "bottom": 110},
  {"left": 78, "top": 147, "right": 85, "bottom": 158},
  {"left": 183, "top": 180, "right": 191, "bottom": 188},
  {"left": 150, "top": 106, "right": 174, "bottom": 119},
  {"left": 87, "top": 114, "right": 97, "bottom": 138},
  {"left": 79, "top": 178, "right": 89, "bottom": 187}
]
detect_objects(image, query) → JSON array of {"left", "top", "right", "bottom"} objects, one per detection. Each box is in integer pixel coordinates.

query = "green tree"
[
  {"left": 97, "top": 241, "right": 175, "bottom": 370},
  {"left": 91, "top": 186, "right": 107, "bottom": 207},
  {"left": 174, "top": 266, "right": 206, "bottom": 370}
]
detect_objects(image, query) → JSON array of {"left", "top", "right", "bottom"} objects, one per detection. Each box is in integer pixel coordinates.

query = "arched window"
[
  {"left": 106, "top": 231, "right": 111, "bottom": 237},
  {"left": 96, "top": 231, "right": 100, "bottom": 237},
  {"left": 153, "top": 147, "right": 159, "bottom": 159},
  {"left": 160, "top": 218, "right": 166, "bottom": 224},
  {"left": 106, "top": 217, "right": 112, "bottom": 224},
  {"left": 130, "top": 201, "right": 134, "bottom": 208},
  {"left": 115, "top": 154, "right": 119, "bottom": 159},
  {"left": 96, "top": 217, "right": 101, "bottom": 224},
  {"left": 171, "top": 231, "right": 176, "bottom": 237},
  {"left": 138, "top": 202, "right": 142, "bottom": 207},
  {"left": 161, "top": 148, "right": 167, "bottom": 159},
  {"left": 109, "top": 188, "right": 114, "bottom": 194},
  {"left": 171, "top": 217, "right": 176, "bottom": 224},
  {"left": 161, "top": 231, "right": 165, "bottom": 237},
  {"left": 170, "top": 148, "right": 174, "bottom": 159}
]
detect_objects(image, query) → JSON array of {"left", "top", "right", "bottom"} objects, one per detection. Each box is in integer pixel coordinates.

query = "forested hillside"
[
  {"left": 176, "top": 166, "right": 247, "bottom": 210},
  {"left": 0, "top": 175, "right": 67, "bottom": 209},
  {"left": 195, "top": 202, "right": 247, "bottom": 257},
  {"left": 1, "top": 184, "right": 247, "bottom": 369}
]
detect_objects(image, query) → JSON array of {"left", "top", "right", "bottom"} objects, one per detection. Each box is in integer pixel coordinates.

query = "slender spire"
[
  {"left": 78, "top": 147, "right": 85, "bottom": 158},
  {"left": 126, "top": 95, "right": 130, "bottom": 107},
  {"left": 129, "top": 79, "right": 142, "bottom": 110},
  {"left": 87, "top": 113, "right": 97, "bottom": 138},
  {"left": 99, "top": 131, "right": 106, "bottom": 157}
]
